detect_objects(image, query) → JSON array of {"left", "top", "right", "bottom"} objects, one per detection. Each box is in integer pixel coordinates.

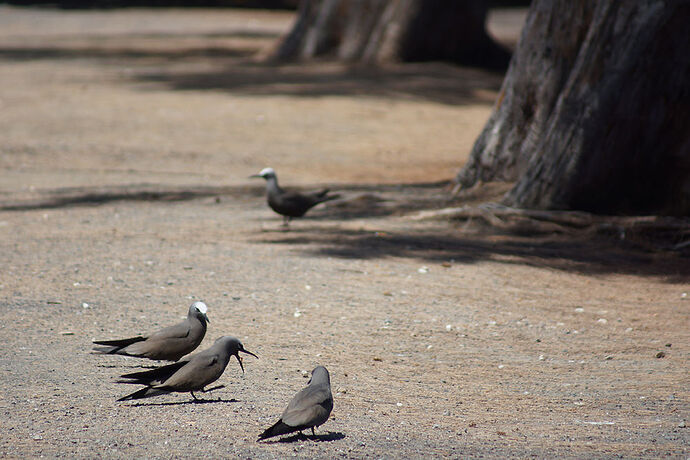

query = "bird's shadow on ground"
[
  {"left": 96, "top": 363, "right": 160, "bottom": 370},
  {"left": 126, "top": 398, "right": 240, "bottom": 407},
  {"left": 264, "top": 431, "right": 346, "bottom": 444}
]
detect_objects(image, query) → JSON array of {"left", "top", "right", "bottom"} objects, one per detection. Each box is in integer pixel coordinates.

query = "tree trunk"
[
  {"left": 457, "top": 0, "right": 690, "bottom": 216},
  {"left": 273, "top": 0, "right": 510, "bottom": 69}
]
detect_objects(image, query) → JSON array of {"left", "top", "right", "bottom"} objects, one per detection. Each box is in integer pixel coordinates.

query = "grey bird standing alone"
[
  {"left": 92, "top": 301, "right": 210, "bottom": 362},
  {"left": 258, "top": 365, "right": 333, "bottom": 440},
  {"left": 117, "top": 336, "right": 258, "bottom": 401},
  {"left": 250, "top": 167, "right": 339, "bottom": 226}
]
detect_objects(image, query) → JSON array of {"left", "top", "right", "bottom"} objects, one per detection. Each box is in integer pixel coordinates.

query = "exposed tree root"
[{"left": 412, "top": 203, "right": 690, "bottom": 252}]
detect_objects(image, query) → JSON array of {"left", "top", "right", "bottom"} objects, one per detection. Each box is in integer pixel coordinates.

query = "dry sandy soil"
[{"left": 0, "top": 6, "right": 688, "bottom": 459}]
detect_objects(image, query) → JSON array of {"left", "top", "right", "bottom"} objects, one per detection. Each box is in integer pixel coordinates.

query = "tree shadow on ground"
[
  {"left": 255, "top": 223, "right": 690, "bottom": 283},
  {"left": 0, "top": 43, "right": 502, "bottom": 105},
  {"left": 0, "top": 43, "right": 256, "bottom": 62},
  {"left": 137, "top": 60, "right": 503, "bottom": 105},
  {"left": 251, "top": 182, "right": 689, "bottom": 282}
]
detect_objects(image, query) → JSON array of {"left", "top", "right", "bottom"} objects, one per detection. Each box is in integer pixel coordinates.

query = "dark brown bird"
[
  {"left": 116, "top": 336, "right": 257, "bottom": 402},
  {"left": 92, "top": 301, "right": 209, "bottom": 362},
  {"left": 258, "top": 365, "right": 333, "bottom": 440},
  {"left": 250, "top": 167, "right": 339, "bottom": 226}
]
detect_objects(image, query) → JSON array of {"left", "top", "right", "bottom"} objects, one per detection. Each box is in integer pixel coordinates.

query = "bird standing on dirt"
[
  {"left": 116, "top": 336, "right": 258, "bottom": 402},
  {"left": 250, "top": 167, "right": 339, "bottom": 227},
  {"left": 258, "top": 365, "right": 333, "bottom": 441},
  {"left": 92, "top": 301, "right": 209, "bottom": 362}
]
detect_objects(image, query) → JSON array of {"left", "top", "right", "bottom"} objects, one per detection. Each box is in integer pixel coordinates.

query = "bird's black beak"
[
  {"left": 241, "top": 348, "right": 258, "bottom": 359},
  {"left": 234, "top": 353, "right": 245, "bottom": 373},
  {"left": 234, "top": 349, "right": 257, "bottom": 373},
  {"left": 249, "top": 174, "right": 262, "bottom": 179},
  {"left": 202, "top": 313, "right": 210, "bottom": 324}
]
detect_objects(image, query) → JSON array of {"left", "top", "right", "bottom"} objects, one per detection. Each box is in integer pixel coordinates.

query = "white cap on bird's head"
[
  {"left": 191, "top": 301, "right": 207, "bottom": 314},
  {"left": 250, "top": 167, "right": 276, "bottom": 179}
]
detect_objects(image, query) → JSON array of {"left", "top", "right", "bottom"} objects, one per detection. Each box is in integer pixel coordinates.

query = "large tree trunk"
[
  {"left": 273, "top": 0, "right": 510, "bottom": 69},
  {"left": 457, "top": 0, "right": 690, "bottom": 216}
]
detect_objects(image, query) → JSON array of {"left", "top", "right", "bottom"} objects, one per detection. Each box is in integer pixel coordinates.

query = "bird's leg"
[
  {"left": 191, "top": 391, "right": 200, "bottom": 401},
  {"left": 311, "top": 427, "right": 316, "bottom": 436},
  {"left": 282, "top": 216, "right": 290, "bottom": 227}
]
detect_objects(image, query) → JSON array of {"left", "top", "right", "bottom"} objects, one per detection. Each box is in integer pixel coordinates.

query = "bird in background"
[
  {"left": 117, "top": 336, "right": 258, "bottom": 402},
  {"left": 92, "top": 301, "right": 209, "bottom": 362},
  {"left": 250, "top": 167, "right": 340, "bottom": 227},
  {"left": 258, "top": 365, "right": 333, "bottom": 441}
]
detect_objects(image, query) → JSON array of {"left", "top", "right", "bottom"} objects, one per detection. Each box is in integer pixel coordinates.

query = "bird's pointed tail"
[
  {"left": 117, "top": 386, "right": 167, "bottom": 401},
  {"left": 316, "top": 189, "right": 340, "bottom": 204},
  {"left": 92, "top": 336, "right": 146, "bottom": 355},
  {"left": 257, "top": 420, "right": 295, "bottom": 441}
]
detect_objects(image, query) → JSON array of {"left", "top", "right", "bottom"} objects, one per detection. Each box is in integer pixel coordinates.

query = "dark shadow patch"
[
  {"left": 137, "top": 60, "right": 503, "bottom": 106},
  {"left": 0, "top": 184, "right": 251, "bottom": 211},
  {"left": 255, "top": 225, "right": 689, "bottom": 282},
  {"left": 2, "top": 1, "right": 297, "bottom": 10},
  {"left": 0, "top": 181, "right": 453, "bottom": 212},
  {"left": 0, "top": 45, "right": 255, "bottom": 62},
  {"left": 0, "top": 41, "right": 503, "bottom": 105},
  {"left": 249, "top": 183, "right": 689, "bottom": 280}
]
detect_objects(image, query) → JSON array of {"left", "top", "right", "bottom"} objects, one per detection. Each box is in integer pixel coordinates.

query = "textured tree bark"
[
  {"left": 457, "top": 0, "right": 690, "bottom": 216},
  {"left": 272, "top": 0, "right": 510, "bottom": 68}
]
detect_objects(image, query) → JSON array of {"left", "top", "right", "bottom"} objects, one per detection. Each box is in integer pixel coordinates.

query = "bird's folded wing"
[
  {"left": 281, "top": 387, "right": 330, "bottom": 427},
  {"left": 147, "top": 321, "right": 191, "bottom": 340},
  {"left": 156, "top": 354, "right": 220, "bottom": 389},
  {"left": 280, "top": 191, "right": 316, "bottom": 207}
]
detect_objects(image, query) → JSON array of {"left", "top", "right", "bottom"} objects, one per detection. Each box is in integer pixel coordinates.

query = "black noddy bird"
[
  {"left": 249, "top": 167, "right": 340, "bottom": 226},
  {"left": 258, "top": 365, "right": 333, "bottom": 440},
  {"left": 92, "top": 301, "right": 209, "bottom": 362},
  {"left": 117, "top": 336, "right": 258, "bottom": 402}
]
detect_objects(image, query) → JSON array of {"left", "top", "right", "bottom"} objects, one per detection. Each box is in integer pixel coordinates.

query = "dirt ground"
[{"left": 0, "top": 6, "right": 688, "bottom": 459}]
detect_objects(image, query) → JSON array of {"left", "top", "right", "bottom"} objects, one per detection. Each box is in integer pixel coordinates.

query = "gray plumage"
[
  {"left": 250, "top": 167, "right": 339, "bottom": 226},
  {"left": 92, "top": 301, "right": 209, "bottom": 362},
  {"left": 117, "top": 336, "right": 257, "bottom": 401},
  {"left": 258, "top": 365, "right": 333, "bottom": 440}
]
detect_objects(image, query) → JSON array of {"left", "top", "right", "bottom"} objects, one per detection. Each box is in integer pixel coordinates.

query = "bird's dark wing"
[
  {"left": 157, "top": 354, "right": 221, "bottom": 391},
  {"left": 281, "top": 190, "right": 319, "bottom": 208},
  {"left": 281, "top": 386, "right": 332, "bottom": 427},
  {"left": 146, "top": 320, "right": 191, "bottom": 340}
]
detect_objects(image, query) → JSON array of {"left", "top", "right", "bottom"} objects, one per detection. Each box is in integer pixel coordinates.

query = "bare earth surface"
[{"left": 0, "top": 6, "right": 688, "bottom": 459}]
